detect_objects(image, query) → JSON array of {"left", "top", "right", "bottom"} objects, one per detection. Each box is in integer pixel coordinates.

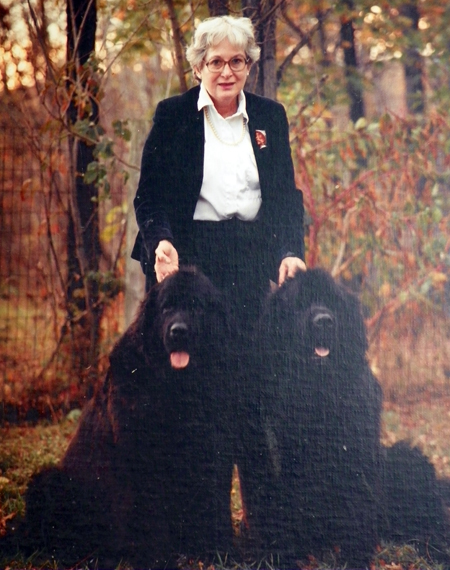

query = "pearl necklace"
[{"left": 204, "top": 106, "right": 246, "bottom": 146}]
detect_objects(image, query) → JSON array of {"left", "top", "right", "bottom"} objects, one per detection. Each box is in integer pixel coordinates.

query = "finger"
[
  {"left": 156, "top": 268, "right": 171, "bottom": 283},
  {"left": 288, "top": 265, "right": 298, "bottom": 278},
  {"left": 154, "top": 262, "right": 166, "bottom": 282},
  {"left": 156, "top": 262, "right": 178, "bottom": 282},
  {"left": 156, "top": 252, "right": 170, "bottom": 263},
  {"left": 295, "top": 260, "right": 307, "bottom": 274},
  {"left": 278, "top": 265, "right": 288, "bottom": 286}
]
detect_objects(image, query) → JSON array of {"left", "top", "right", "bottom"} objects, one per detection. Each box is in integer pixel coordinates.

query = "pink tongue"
[
  {"left": 315, "top": 347, "right": 330, "bottom": 357},
  {"left": 170, "top": 352, "right": 190, "bottom": 369}
]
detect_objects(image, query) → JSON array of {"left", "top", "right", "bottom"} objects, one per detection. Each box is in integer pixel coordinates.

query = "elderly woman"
[{"left": 132, "top": 15, "right": 305, "bottom": 323}]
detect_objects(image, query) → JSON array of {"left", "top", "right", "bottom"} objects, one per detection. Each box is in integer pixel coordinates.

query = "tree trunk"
[
  {"left": 340, "top": 0, "right": 365, "bottom": 122},
  {"left": 165, "top": 0, "right": 188, "bottom": 93},
  {"left": 317, "top": 9, "right": 331, "bottom": 67},
  {"left": 208, "top": 0, "right": 229, "bottom": 16},
  {"left": 242, "top": 0, "right": 278, "bottom": 100},
  {"left": 400, "top": 0, "right": 425, "bottom": 114},
  {"left": 66, "top": 0, "right": 101, "bottom": 397}
]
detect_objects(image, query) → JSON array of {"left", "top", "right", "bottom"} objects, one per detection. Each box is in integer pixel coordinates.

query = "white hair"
[{"left": 186, "top": 15, "right": 260, "bottom": 73}]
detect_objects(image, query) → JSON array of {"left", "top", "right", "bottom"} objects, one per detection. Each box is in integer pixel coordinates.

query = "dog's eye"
[{"left": 190, "top": 298, "right": 203, "bottom": 311}]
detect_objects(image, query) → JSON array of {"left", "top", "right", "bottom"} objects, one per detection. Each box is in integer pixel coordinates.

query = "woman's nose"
[{"left": 220, "top": 62, "right": 233, "bottom": 76}]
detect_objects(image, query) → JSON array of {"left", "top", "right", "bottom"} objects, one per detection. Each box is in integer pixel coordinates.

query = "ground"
[{"left": 1, "top": 396, "right": 450, "bottom": 569}]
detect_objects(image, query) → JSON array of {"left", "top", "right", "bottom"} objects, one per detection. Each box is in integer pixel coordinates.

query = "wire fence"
[
  {"left": 2, "top": 121, "right": 450, "bottom": 422},
  {"left": 0, "top": 125, "right": 133, "bottom": 422}
]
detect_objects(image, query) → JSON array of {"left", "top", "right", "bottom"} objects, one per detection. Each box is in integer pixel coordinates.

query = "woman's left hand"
[{"left": 278, "top": 256, "right": 307, "bottom": 286}]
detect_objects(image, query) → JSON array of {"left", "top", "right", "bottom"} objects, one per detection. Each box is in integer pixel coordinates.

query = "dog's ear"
[
  {"left": 140, "top": 282, "right": 160, "bottom": 328},
  {"left": 109, "top": 283, "right": 160, "bottom": 376},
  {"left": 255, "top": 280, "right": 294, "bottom": 354},
  {"left": 264, "top": 278, "right": 294, "bottom": 321}
]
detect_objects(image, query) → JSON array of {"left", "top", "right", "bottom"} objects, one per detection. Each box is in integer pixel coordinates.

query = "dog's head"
[
  {"left": 141, "top": 266, "right": 229, "bottom": 370},
  {"left": 261, "top": 268, "right": 368, "bottom": 371}
]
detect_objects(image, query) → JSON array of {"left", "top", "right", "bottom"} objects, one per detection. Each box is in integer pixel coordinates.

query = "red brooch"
[{"left": 255, "top": 129, "right": 267, "bottom": 149}]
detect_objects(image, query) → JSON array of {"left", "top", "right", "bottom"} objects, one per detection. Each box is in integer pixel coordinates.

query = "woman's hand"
[
  {"left": 154, "top": 240, "right": 179, "bottom": 283},
  {"left": 278, "top": 256, "right": 306, "bottom": 286}
]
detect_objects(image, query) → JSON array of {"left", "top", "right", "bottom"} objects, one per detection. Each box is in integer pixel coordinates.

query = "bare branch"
[
  {"left": 26, "top": 0, "right": 56, "bottom": 83},
  {"left": 280, "top": 1, "right": 306, "bottom": 40},
  {"left": 277, "top": 8, "right": 332, "bottom": 86}
]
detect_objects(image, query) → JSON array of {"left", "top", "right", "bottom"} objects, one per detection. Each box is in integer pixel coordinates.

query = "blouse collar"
[{"left": 197, "top": 83, "right": 249, "bottom": 122}]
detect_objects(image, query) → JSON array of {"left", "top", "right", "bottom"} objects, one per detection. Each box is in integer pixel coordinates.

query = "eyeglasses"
[{"left": 204, "top": 56, "right": 249, "bottom": 73}]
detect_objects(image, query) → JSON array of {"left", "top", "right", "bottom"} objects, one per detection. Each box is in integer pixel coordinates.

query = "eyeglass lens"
[{"left": 206, "top": 57, "right": 247, "bottom": 71}]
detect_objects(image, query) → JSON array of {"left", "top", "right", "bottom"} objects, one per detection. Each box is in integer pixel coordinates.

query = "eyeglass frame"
[{"left": 203, "top": 56, "right": 250, "bottom": 73}]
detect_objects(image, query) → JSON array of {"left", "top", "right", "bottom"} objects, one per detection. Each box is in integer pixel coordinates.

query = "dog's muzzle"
[
  {"left": 309, "top": 307, "right": 336, "bottom": 358},
  {"left": 166, "top": 320, "right": 190, "bottom": 369},
  {"left": 169, "top": 322, "right": 188, "bottom": 343}
]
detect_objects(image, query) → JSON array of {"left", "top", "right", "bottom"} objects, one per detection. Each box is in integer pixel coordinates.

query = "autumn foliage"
[
  {"left": 286, "top": 105, "right": 450, "bottom": 399},
  {"left": 1, "top": 0, "right": 450, "bottom": 419}
]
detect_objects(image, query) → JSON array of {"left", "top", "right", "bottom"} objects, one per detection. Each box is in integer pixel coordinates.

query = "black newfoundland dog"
[
  {"left": 240, "top": 268, "right": 384, "bottom": 568},
  {"left": 240, "top": 268, "right": 450, "bottom": 567},
  {"left": 18, "top": 267, "right": 237, "bottom": 568},
  {"left": 7, "top": 266, "right": 450, "bottom": 569}
]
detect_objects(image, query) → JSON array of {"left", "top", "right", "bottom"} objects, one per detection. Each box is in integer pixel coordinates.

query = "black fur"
[
  {"left": 240, "top": 268, "right": 383, "bottom": 568},
  {"left": 6, "top": 266, "right": 450, "bottom": 569},
  {"left": 16, "top": 267, "right": 237, "bottom": 568},
  {"left": 382, "top": 441, "right": 450, "bottom": 561}
]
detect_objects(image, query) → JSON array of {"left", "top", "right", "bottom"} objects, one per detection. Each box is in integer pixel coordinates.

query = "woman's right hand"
[{"left": 154, "top": 240, "right": 179, "bottom": 282}]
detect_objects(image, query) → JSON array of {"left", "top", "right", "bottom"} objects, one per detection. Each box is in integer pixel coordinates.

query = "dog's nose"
[
  {"left": 169, "top": 322, "right": 188, "bottom": 340},
  {"left": 309, "top": 309, "right": 335, "bottom": 355},
  {"left": 312, "top": 311, "right": 334, "bottom": 330}
]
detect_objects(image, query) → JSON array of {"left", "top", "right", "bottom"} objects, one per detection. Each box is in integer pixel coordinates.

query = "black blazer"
[{"left": 132, "top": 85, "right": 305, "bottom": 280}]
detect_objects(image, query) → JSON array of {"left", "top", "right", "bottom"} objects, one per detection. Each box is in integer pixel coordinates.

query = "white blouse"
[{"left": 193, "top": 84, "right": 262, "bottom": 222}]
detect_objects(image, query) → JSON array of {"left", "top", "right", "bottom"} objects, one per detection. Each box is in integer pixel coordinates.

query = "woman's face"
[{"left": 195, "top": 38, "right": 250, "bottom": 115}]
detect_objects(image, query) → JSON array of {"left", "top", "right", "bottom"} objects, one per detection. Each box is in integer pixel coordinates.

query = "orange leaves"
[
  {"left": 293, "top": 110, "right": 450, "bottom": 408},
  {"left": 429, "top": 270, "right": 448, "bottom": 288},
  {"left": 290, "top": 108, "right": 450, "bottom": 327}
]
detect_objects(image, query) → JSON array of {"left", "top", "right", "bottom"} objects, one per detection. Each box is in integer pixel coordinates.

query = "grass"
[
  {"left": 1, "top": 401, "right": 449, "bottom": 570},
  {"left": 0, "top": 412, "right": 80, "bottom": 523}
]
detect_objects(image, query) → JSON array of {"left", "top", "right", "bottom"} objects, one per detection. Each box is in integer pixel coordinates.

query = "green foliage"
[
  {"left": 82, "top": 120, "right": 131, "bottom": 198},
  {"left": 84, "top": 159, "right": 107, "bottom": 185},
  {"left": 93, "top": 136, "right": 130, "bottom": 198},
  {"left": 85, "top": 269, "right": 124, "bottom": 300},
  {"left": 112, "top": 119, "right": 131, "bottom": 142},
  {"left": 68, "top": 75, "right": 131, "bottom": 199}
]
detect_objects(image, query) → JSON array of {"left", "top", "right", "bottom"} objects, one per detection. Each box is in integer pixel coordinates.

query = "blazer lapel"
[
  {"left": 190, "top": 108, "right": 205, "bottom": 198},
  {"left": 176, "top": 87, "right": 205, "bottom": 213},
  {"left": 246, "top": 92, "right": 272, "bottom": 196}
]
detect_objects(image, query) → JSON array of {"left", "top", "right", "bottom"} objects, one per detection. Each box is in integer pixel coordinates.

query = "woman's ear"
[{"left": 193, "top": 65, "right": 202, "bottom": 82}]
